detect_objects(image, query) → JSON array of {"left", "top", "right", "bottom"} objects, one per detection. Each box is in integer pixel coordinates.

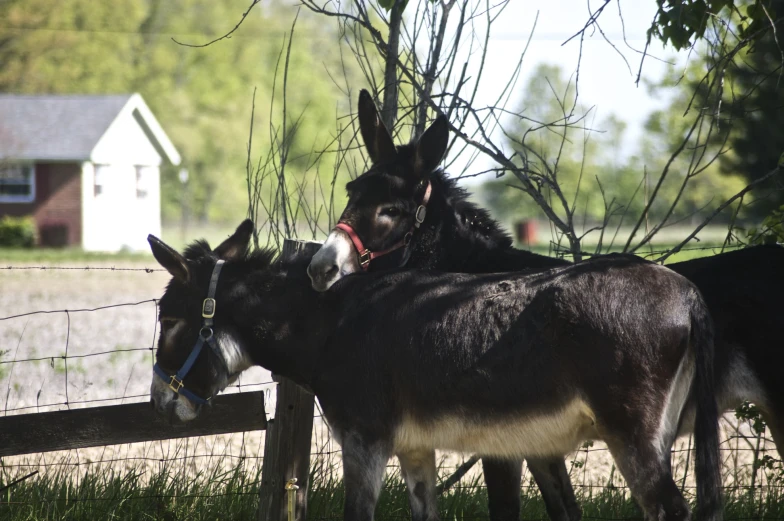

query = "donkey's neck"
[
  {"left": 408, "top": 173, "right": 569, "bottom": 272},
  {"left": 227, "top": 260, "right": 337, "bottom": 389}
]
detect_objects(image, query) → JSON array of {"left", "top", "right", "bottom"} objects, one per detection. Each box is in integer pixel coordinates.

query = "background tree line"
[{"left": 1, "top": 0, "right": 781, "bottom": 250}]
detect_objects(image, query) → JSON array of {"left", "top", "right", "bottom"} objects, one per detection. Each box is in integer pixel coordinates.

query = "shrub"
[{"left": 0, "top": 215, "right": 37, "bottom": 247}]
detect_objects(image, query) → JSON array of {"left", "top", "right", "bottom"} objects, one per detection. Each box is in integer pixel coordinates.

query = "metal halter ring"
[{"left": 199, "top": 326, "right": 214, "bottom": 340}]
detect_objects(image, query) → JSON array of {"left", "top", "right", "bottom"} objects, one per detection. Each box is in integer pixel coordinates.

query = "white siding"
[
  {"left": 82, "top": 107, "right": 163, "bottom": 252},
  {"left": 81, "top": 161, "right": 161, "bottom": 252}
]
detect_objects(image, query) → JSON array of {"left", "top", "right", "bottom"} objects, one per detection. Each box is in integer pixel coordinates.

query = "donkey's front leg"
[
  {"left": 398, "top": 449, "right": 439, "bottom": 521},
  {"left": 342, "top": 432, "right": 393, "bottom": 521}
]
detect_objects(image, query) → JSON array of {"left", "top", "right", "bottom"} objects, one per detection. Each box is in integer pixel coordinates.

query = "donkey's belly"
[{"left": 394, "top": 399, "right": 598, "bottom": 458}]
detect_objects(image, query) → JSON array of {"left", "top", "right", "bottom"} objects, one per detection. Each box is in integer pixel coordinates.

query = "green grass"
[
  {"left": 525, "top": 241, "right": 737, "bottom": 265},
  {"left": 1, "top": 461, "right": 261, "bottom": 521},
  {"left": 0, "top": 240, "right": 736, "bottom": 268},
  {"left": 0, "top": 224, "right": 238, "bottom": 265},
  {"left": 2, "top": 459, "right": 783, "bottom": 521},
  {"left": 0, "top": 247, "right": 153, "bottom": 265}
]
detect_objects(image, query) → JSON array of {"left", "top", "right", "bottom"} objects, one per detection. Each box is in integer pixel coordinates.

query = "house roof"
[{"left": 0, "top": 93, "right": 180, "bottom": 165}]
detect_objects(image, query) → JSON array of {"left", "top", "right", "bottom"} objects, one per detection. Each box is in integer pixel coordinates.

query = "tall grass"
[{"left": 3, "top": 455, "right": 784, "bottom": 521}]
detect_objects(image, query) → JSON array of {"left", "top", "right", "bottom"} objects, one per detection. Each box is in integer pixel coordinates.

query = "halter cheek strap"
[
  {"left": 337, "top": 181, "right": 432, "bottom": 271},
  {"left": 153, "top": 259, "right": 233, "bottom": 406}
]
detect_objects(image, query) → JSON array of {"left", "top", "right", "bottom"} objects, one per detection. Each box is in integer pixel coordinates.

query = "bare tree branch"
[{"left": 172, "top": 0, "right": 261, "bottom": 48}]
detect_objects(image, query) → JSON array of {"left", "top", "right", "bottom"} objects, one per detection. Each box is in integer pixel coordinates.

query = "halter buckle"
[
  {"left": 358, "top": 249, "right": 371, "bottom": 267},
  {"left": 202, "top": 298, "right": 216, "bottom": 318},
  {"left": 168, "top": 375, "right": 184, "bottom": 394},
  {"left": 415, "top": 205, "right": 427, "bottom": 225}
]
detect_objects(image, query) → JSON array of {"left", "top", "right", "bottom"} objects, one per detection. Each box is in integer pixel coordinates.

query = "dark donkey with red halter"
[
  {"left": 149, "top": 221, "right": 722, "bottom": 521},
  {"left": 308, "top": 90, "right": 784, "bottom": 521}
]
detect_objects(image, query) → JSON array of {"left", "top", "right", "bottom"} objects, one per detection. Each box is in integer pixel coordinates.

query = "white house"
[{"left": 0, "top": 93, "right": 180, "bottom": 251}]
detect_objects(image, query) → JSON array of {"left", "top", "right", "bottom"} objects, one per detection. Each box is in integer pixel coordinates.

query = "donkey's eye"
[
  {"left": 160, "top": 318, "right": 180, "bottom": 330},
  {"left": 380, "top": 207, "right": 401, "bottom": 217}
]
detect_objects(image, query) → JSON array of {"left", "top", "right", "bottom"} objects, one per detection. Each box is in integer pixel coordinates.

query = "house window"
[
  {"left": 94, "top": 164, "right": 109, "bottom": 197},
  {"left": 0, "top": 164, "right": 35, "bottom": 203},
  {"left": 135, "top": 166, "right": 152, "bottom": 199}
]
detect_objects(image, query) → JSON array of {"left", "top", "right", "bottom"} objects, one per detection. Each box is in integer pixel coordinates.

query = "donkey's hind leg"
[
  {"left": 398, "top": 449, "right": 439, "bottom": 521},
  {"left": 527, "top": 457, "right": 582, "bottom": 521},
  {"left": 605, "top": 435, "right": 689, "bottom": 521},
  {"left": 342, "top": 433, "right": 392, "bottom": 521}
]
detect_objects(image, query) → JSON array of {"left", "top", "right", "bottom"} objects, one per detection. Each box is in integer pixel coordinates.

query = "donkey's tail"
[{"left": 690, "top": 290, "right": 722, "bottom": 521}]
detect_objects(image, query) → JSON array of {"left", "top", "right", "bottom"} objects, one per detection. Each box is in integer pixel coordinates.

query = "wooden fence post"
[{"left": 258, "top": 239, "right": 322, "bottom": 521}]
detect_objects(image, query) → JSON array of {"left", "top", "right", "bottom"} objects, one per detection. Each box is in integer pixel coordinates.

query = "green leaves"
[
  {"left": 377, "top": 0, "right": 439, "bottom": 13},
  {"left": 648, "top": 0, "right": 773, "bottom": 50},
  {"left": 735, "top": 401, "right": 767, "bottom": 435},
  {"left": 745, "top": 205, "right": 784, "bottom": 245},
  {"left": 377, "top": 0, "right": 407, "bottom": 11}
]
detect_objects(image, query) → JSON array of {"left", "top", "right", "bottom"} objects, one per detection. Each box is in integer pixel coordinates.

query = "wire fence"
[{"left": 1, "top": 262, "right": 783, "bottom": 520}]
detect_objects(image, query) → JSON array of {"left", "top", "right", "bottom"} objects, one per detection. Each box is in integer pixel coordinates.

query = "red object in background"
[{"left": 515, "top": 220, "right": 537, "bottom": 245}]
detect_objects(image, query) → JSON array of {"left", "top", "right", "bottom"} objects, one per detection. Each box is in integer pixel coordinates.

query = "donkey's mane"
[
  {"left": 182, "top": 240, "right": 216, "bottom": 261},
  {"left": 429, "top": 170, "right": 514, "bottom": 250},
  {"left": 182, "top": 240, "right": 279, "bottom": 271},
  {"left": 392, "top": 141, "right": 511, "bottom": 247}
]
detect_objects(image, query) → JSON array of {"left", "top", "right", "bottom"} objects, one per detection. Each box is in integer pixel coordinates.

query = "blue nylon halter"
[{"left": 153, "top": 259, "right": 231, "bottom": 406}]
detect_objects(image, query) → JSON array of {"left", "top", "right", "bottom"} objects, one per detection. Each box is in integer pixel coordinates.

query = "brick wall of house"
[{"left": 0, "top": 162, "right": 82, "bottom": 246}]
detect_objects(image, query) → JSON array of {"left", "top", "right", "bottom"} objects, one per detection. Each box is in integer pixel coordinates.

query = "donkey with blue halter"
[
  {"left": 152, "top": 259, "right": 236, "bottom": 406},
  {"left": 307, "top": 89, "right": 784, "bottom": 521},
  {"left": 148, "top": 221, "right": 722, "bottom": 521}
]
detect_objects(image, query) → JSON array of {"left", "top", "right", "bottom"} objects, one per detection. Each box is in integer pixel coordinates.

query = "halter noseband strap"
[
  {"left": 153, "top": 259, "right": 233, "bottom": 406},
  {"left": 336, "top": 180, "right": 432, "bottom": 271}
]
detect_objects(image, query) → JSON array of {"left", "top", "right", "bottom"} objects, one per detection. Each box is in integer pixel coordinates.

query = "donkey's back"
[{"left": 327, "top": 255, "right": 698, "bottom": 426}]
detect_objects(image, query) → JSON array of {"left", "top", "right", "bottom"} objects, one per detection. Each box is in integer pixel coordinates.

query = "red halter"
[{"left": 336, "top": 181, "right": 432, "bottom": 271}]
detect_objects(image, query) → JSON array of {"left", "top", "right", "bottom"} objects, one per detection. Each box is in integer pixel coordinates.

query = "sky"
[{"left": 432, "top": 0, "right": 690, "bottom": 183}]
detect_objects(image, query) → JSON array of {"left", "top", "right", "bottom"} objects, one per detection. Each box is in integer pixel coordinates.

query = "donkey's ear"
[
  {"left": 358, "top": 89, "right": 397, "bottom": 164},
  {"left": 148, "top": 235, "right": 190, "bottom": 283},
  {"left": 214, "top": 219, "right": 254, "bottom": 261},
  {"left": 414, "top": 115, "right": 449, "bottom": 176}
]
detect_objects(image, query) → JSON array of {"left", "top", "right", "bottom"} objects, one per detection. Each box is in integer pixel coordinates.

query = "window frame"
[
  {"left": 0, "top": 163, "right": 36, "bottom": 203},
  {"left": 135, "top": 165, "right": 150, "bottom": 200},
  {"left": 94, "top": 164, "right": 109, "bottom": 197}
]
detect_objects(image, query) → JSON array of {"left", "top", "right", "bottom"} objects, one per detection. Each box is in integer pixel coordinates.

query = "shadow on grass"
[{"left": 2, "top": 457, "right": 783, "bottom": 521}]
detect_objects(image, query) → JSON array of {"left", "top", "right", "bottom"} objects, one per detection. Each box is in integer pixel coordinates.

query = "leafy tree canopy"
[{"left": 648, "top": 0, "right": 784, "bottom": 215}]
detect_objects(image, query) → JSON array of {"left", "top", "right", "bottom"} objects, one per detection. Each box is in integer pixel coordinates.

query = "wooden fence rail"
[{"left": 0, "top": 391, "right": 267, "bottom": 458}]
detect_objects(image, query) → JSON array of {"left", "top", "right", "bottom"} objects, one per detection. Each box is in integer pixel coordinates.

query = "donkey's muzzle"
[{"left": 308, "top": 261, "right": 339, "bottom": 292}]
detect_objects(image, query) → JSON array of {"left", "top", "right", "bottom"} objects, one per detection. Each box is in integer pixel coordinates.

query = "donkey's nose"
[
  {"left": 307, "top": 261, "right": 338, "bottom": 291},
  {"left": 151, "top": 395, "right": 172, "bottom": 417}
]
